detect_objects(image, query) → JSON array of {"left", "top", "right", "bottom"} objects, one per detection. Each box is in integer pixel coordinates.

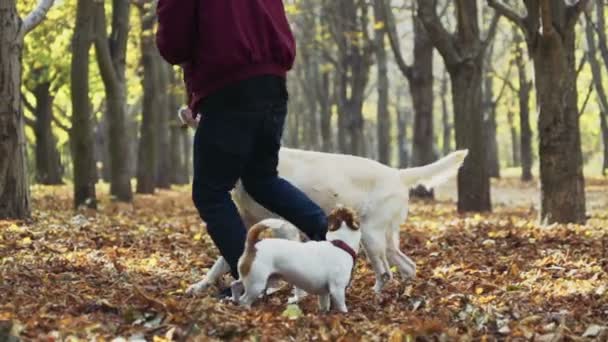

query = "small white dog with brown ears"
[{"left": 230, "top": 207, "right": 361, "bottom": 313}]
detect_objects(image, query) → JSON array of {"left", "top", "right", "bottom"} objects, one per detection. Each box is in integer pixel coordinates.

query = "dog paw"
[
  {"left": 185, "top": 281, "right": 210, "bottom": 296},
  {"left": 230, "top": 281, "right": 244, "bottom": 302}
]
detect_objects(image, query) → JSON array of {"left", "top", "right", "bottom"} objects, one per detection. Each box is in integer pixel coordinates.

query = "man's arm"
[{"left": 156, "top": 0, "right": 197, "bottom": 65}]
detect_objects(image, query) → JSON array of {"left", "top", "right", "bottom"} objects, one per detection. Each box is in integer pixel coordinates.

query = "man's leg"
[
  {"left": 241, "top": 105, "right": 327, "bottom": 241},
  {"left": 192, "top": 112, "right": 254, "bottom": 278}
]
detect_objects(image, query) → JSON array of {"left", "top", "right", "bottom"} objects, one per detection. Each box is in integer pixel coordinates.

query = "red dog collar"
[{"left": 330, "top": 240, "right": 357, "bottom": 264}]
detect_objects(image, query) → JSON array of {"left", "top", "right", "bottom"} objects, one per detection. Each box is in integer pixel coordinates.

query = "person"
[{"left": 156, "top": 0, "right": 328, "bottom": 297}]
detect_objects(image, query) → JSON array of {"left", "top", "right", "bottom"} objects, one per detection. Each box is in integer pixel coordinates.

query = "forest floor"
[{"left": 1, "top": 177, "right": 607, "bottom": 341}]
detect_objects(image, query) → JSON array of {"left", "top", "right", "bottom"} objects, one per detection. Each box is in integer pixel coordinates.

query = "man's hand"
[{"left": 178, "top": 107, "right": 200, "bottom": 129}]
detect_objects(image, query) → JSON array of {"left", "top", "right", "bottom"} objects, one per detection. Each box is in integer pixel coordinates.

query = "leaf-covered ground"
[{"left": 1, "top": 179, "right": 607, "bottom": 341}]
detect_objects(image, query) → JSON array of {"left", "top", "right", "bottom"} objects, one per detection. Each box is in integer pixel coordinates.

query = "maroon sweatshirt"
[{"left": 156, "top": 0, "right": 296, "bottom": 110}]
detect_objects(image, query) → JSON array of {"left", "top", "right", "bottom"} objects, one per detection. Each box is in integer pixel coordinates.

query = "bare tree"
[
  {"left": 136, "top": 3, "right": 159, "bottom": 194},
  {"left": 585, "top": 8, "right": 608, "bottom": 176},
  {"left": 418, "top": 0, "right": 498, "bottom": 212},
  {"left": 22, "top": 74, "right": 64, "bottom": 185},
  {"left": 94, "top": 0, "right": 133, "bottom": 201},
  {"left": 379, "top": 0, "right": 437, "bottom": 168},
  {"left": 373, "top": 0, "right": 391, "bottom": 165},
  {"left": 0, "top": 0, "right": 55, "bottom": 218},
  {"left": 70, "top": 0, "right": 98, "bottom": 209},
  {"left": 488, "top": 0, "right": 590, "bottom": 224},
  {"left": 440, "top": 71, "right": 452, "bottom": 156},
  {"left": 513, "top": 29, "right": 534, "bottom": 181},
  {"left": 326, "top": 0, "right": 374, "bottom": 156}
]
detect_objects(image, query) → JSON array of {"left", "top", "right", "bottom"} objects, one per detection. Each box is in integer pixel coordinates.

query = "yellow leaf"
[
  {"left": 21, "top": 237, "right": 32, "bottom": 246},
  {"left": 147, "top": 257, "right": 158, "bottom": 267},
  {"left": 193, "top": 233, "right": 202, "bottom": 241},
  {"left": 374, "top": 21, "right": 385, "bottom": 30},
  {"left": 475, "top": 287, "right": 484, "bottom": 295},
  {"left": 388, "top": 328, "right": 403, "bottom": 342}
]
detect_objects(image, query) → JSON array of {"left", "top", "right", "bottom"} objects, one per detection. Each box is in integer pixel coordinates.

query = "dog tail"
[
  {"left": 399, "top": 150, "right": 469, "bottom": 189},
  {"left": 239, "top": 223, "right": 270, "bottom": 278}
]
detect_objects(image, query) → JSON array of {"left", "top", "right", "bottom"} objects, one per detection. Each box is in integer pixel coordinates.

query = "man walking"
[{"left": 156, "top": 0, "right": 328, "bottom": 297}]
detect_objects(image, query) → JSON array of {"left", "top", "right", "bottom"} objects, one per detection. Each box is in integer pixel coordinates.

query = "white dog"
[
  {"left": 231, "top": 207, "right": 361, "bottom": 313},
  {"left": 187, "top": 148, "right": 468, "bottom": 295}
]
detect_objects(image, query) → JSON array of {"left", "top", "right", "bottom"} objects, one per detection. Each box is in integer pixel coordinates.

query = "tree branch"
[
  {"left": 567, "top": 0, "right": 592, "bottom": 29},
  {"left": 23, "top": 114, "right": 36, "bottom": 127},
  {"left": 486, "top": 0, "right": 526, "bottom": 33},
  {"left": 93, "top": 2, "right": 120, "bottom": 94},
  {"left": 416, "top": 0, "right": 460, "bottom": 66},
  {"left": 22, "top": 0, "right": 55, "bottom": 35},
  {"left": 579, "top": 80, "right": 594, "bottom": 116},
  {"left": 21, "top": 92, "right": 36, "bottom": 113},
  {"left": 482, "top": 13, "right": 501, "bottom": 53},
  {"left": 52, "top": 105, "right": 72, "bottom": 132},
  {"left": 576, "top": 54, "right": 588, "bottom": 79},
  {"left": 377, "top": 0, "right": 413, "bottom": 79}
]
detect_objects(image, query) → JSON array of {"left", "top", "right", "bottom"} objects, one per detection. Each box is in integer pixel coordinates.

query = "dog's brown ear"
[
  {"left": 327, "top": 207, "right": 360, "bottom": 231},
  {"left": 327, "top": 210, "right": 341, "bottom": 232}
]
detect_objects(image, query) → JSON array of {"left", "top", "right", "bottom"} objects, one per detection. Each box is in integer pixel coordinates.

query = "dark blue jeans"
[{"left": 192, "top": 102, "right": 327, "bottom": 278}]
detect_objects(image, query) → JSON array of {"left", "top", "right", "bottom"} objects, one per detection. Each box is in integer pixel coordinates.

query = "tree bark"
[
  {"left": 440, "top": 73, "right": 452, "bottom": 156},
  {"left": 329, "top": 0, "right": 373, "bottom": 156},
  {"left": 31, "top": 81, "right": 63, "bottom": 184},
  {"left": 507, "top": 111, "right": 521, "bottom": 167},
  {"left": 373, "top": 1, "right": 390, "bottom": 165},
  {"left": 70, "top": 0, "right": 97, "bottom": 209},
  {"left": 585, "top": 14, "right": 608, "bottom": 176},
  {"left": 532, "top": 2, "right": 586, "bottom": 223},
  {"left": 318, "top": 72, "right": 332, "bottom": 152},
  {"left": 136, "top": 6, "right": 158, "bottom": 194},
  {"left": 0, "top": 0, "right": 29, "bottom": 218},
  {"left": 418, "top": 0, "right": 492, "bottom": 212},
  {"left": 168, "top": 70, "right": 188, "bottom": 185},
  {"left": 94, "top": 0, "right": 132, "bottom": 201},
  {"left": 156, "top": 63, "right": 171, "bottom": 189},
  {"left": 514, "top": 30, "right": 533, "bottom": 181},
  {"left": 489, "top": 0, "right": 588, "bottom": 224},
  {"left": 410, "top": 18, "right": 436, "bottom": 169},
  {"left": 483, "top": 71, "right": 500, "bottom": 178},
  {"left": 397, "top": 91, "right": 409, "bottom": 168},
  {"left": 379, "top": 0, "right": 435, "bottom": 166}
]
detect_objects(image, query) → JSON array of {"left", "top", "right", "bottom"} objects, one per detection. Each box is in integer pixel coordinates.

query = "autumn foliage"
[{"left": 1, "top": 180, "right": 607, "bottom": 340}]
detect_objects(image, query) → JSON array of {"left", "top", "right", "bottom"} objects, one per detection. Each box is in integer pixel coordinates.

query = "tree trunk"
[
  {"left": 70, "top": 0, "right": 97, "bottom": 209},
  {"left": 419, "top": 0, "right": 492, "bottom": 212},
  {"left": 450, "top": 60, "right": 491, "bottom": 211},
  {"left": 601, "top": 112, "right": 608, "bottom": 176},
  {"left": 532, "top": 25, "right": 585, "bottom": 224},
  {"left": 136, "top": 7, "right": 158, "bottom": 194},
  {"left": 94, "top": 0, "right": 132, "bottom": 201},
  {"left": 183, "top": 130, "right": 191, "bottom": 182},
  {"left": 373, "top": 0, "right": 390, "bottom": 165},
  {"left": 331, "top": 0, "right": 372, "bottom": 156},
  {"left": 0, "top": 0, "right": 30, "bottom": 218},
  {"left": 397, "top": 92, "right": 410, "bottom": 168},
  {"left": 32, "top": 81, "right": 63, "bottom": 184},
  {"left": 508, "top": 111, "right": 521, "bottom": 167},
  {"left": 585, "top": 15, "right": 608, "bottom": 176},
  {"left": 440, "top": 73, "right": 452, "bottom": 156},
  {"left": 410, "top": 18, "right": 436, "bottom": 168},
  {"left": 156, "top": 63, "right": 171, "bottom": 189},
  {"left": 483, "top": 73, "right": 500, "bottom": 178},
  {"left": 168, "top": 70, "right": 188, "bottom": 185},
  {"left": 318, "top": 72, "right": 332, "bottom": 152},
  {"left": 93, "top": 114, "right": 111, "bottom": 182},
  {"left": 514, "top": 30, "right": 533, "bottom": 181}
]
